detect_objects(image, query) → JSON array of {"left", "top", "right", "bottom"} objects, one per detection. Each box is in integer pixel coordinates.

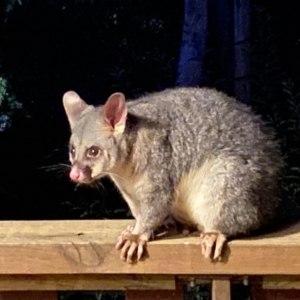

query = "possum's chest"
[{"left": 109, "top": 167, "right": 150, "bottom": 219}]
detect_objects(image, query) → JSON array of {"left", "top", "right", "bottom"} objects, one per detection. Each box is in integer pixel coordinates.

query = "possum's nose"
[
  {"left": 70, "top": 169, "right": 81, "bottom": 180},
  {"left": 69, "top": 162, "right": 91, "bottom": 182}
]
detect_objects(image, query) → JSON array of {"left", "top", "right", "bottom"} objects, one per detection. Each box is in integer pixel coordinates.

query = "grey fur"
[{"left": 63, "top": 87, "right": 283, "bottom": 259}]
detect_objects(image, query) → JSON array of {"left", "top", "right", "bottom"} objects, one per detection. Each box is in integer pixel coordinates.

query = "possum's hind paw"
[
  {"left": 200, "top": 232, "right": 227, "bottom": 261},
  {"left": 116, "top": 226, "right": 148, "bottom": 263}
]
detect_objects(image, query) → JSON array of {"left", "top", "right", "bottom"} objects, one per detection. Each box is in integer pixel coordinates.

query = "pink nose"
[{"left": 70, "top": 169, "right": 80, "bottom": 181}]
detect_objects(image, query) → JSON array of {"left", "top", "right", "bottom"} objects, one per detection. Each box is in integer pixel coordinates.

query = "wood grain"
[
  {"left": 252, "top": 287, "right": 300, "bottom": 300},
  {"left": 0, "top": 291, "right": 57, "bottom": 300},
  {"left": 263, "top": 275, "right": 300, "bottom": 289},
  {"left": 0, "top": 275, "right": 175, "bottom": 291},
  {"left": 212, "top": 278, "right": 231, "bottom": 300},
  {"left": 1, "top": 220, "right": 300, "bottom": 275}
]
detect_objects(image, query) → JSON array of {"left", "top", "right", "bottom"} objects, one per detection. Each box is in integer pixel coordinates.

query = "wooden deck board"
[{"left": 0, "top": 220, "right": 300, "bottom": 275}]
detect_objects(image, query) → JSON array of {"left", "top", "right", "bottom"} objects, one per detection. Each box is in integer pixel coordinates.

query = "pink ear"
[{"left": 103, "top": 93, "right": 127, "bottom": 132}]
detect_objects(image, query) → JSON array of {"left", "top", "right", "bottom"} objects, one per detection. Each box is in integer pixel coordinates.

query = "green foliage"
[
  {"left": 0, "top": 76, "right": 23, "bottom": 131},
  {"left": 4, "top": 0, "right": 22, "bottom": 14},
  {"left": 272, "top": 80, "right": 300, "bottom": 210},
  {"left": 250, "top": 3, "right": 300, "bottom": 215}
]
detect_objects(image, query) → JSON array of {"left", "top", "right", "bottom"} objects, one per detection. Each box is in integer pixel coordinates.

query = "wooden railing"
[{"left": 1, "top": 220, "right": 300, "bottom": 300}]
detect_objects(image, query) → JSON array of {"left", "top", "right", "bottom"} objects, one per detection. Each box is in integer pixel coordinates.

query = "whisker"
[
  {"left": 96, "top": 180, "right": 105, "bottom": 190},
  {"left": 92, "top": 180, "right": 105, "bottom": 192},
  {"left": 39, "top": 163, "right": 70, "bottom": 171},
  {"left": 99, "top": 171, "right": 128, "bottom": 183},
  {"left": 74, "top": 183, "right": 81, "bottom": 191},
  {"left": 41, "top": 148, "right": 69, "bottom": 161}
]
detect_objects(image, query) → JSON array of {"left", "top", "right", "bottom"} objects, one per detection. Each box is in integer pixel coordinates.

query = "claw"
[
  {"left": 119, "top": 234, "right": 147, "bottom": 263},
  {"left": 126, "top": 240, "right": 138, "bottom": 263},
  {"left": 116, "top": 225, "right": 135, "bottom": 250},
  {"left": 116, "top": 228, "right": 148, "bottom": 263},
  {"left": 200, "top": 232, "right": 226, "bottom": 261},
  {"left": 120, "top": 239, "right": 132, "bottom": 261},
  {"left": 137, "top": 240, "right": 146, "bottom": 260}
]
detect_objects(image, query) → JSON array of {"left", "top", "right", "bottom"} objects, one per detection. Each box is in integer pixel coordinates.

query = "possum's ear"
[
  {"left": 63, "top": 91, "right": 89, "bottom": 129},
  {"left": 102, "top": 92, "right": 127, "bottom": 135}
]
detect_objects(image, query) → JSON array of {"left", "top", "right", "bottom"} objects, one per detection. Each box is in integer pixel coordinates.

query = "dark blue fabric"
[
  {"left": 176, "top": 0, "right": 250, "bottom": 104},
  {"left": 176, "top": 0, "right": 208, "bottom": 87},
  {"left": 233, "top": 0, "right": 250, "bottom": 104}
]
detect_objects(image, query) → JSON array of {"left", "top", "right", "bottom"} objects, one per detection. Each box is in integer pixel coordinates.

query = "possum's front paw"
[
  {"left": 115, "top": 225, "right": 148, "bottom": 263},
  {"left": 200, "top": 232, "right": 227, "bottom": 261}
]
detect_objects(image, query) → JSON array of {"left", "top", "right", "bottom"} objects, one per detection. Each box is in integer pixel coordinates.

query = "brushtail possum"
[{"left": 62, "top": 87, "right": 283, "bottom": 263}]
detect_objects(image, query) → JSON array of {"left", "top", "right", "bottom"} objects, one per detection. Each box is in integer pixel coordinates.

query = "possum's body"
[{"left": 63, "top": 87, "right": 283, "bottom": 262}]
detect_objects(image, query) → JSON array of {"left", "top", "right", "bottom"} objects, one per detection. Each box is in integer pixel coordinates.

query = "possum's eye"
[
  {"left": 86, "top": 146, "right": 101, "bottom": 158},
  {"left": 70, "top": 145, "right": 76, "bottom": 158}
]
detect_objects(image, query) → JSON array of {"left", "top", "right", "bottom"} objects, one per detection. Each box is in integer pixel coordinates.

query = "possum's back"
[{"left": 128, "top": 87, "right": 281, "bottom": 167}]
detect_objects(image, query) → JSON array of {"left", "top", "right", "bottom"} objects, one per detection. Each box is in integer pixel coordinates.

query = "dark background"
[
  {"left": 0, "top": 0, "right": 184, "bottom": 220},
  {"left": 0, "top": 1, "right": 300, "bottom": 299}
]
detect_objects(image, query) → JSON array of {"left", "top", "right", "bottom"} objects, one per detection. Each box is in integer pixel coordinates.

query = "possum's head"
[{"left": 62, "top": 91, "right": 127, "bottom": 184}]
